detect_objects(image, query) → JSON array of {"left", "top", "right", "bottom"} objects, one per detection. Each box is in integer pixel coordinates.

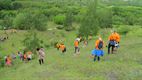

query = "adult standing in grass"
[
  {"left": 92, "top": 37, "right": 104, "bottom": 62},
  {"left": 108, "top": 31, "right": 118, "bottom": 54},
  {"left": 37, "top": 48, "right": 45, "bottom": 65}
]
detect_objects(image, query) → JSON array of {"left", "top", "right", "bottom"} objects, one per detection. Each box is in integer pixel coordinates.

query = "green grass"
[{"left": 0, "top": 29, "right": 142, "bottom": 80}]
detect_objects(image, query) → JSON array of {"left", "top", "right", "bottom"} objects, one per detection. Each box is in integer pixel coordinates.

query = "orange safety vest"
[
  {"left": 60, "top": 44, "right": 65, "bottom": 51},
  {"left": 74, "top": 41, "right": 79, "bottom": 47},
  {"left": 95, "top": 40, "right": 104, "bottom": 49}
]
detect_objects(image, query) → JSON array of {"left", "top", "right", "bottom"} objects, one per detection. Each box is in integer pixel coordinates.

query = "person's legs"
[
  {"left": 111, "top": 45, "right": 115, "bottom": 54},
  {"left": 41, "top": 59, "right": 44, "bottom": 64},
  {"left": 94, "top": 55, "right": 97, "bottom": 62},
  {"left": 39, "top": 59, "right": 41, "bottom": 65},
  {"left": 77, "top": 47, "right": 80, "bottom": 53},
  {"left": 108, "top": 44, "right": 111, "bottom": 54},
  {"left": 98, "top": 56, "right": 100, "bottom": 61},
  {"left": 75, "top": 47, "right": 77, "bottom": 53}
]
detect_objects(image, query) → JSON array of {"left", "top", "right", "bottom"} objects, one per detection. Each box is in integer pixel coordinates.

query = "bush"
[
  {"left": 127, "top": 27, "right": 142, "bottom": 37},
  {"left": 53, "top": 14, "right": 65, "bottom": 25},
  {"left": 11, "top": 1, "right": 22, "bottom": 10},
  {"left": 56, "top": 25, "right": 64, "bottom": 30},
  {"left": 13, "top": 12, "right": 47, "bottom": 31},
  {"left": 0, "top": 0, "right": 13, "bottom": 10},
  {"left": 117, "top": 25, "right": 131, "bottom": 35},
  {"left": 23, "top": 30, "right": 41, "bottom": 53}
]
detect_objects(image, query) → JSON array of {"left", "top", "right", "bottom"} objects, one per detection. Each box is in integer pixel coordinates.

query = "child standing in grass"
[
  {"left": 91, "top": 37, "right": 104, "bottom": 62},
  {"left": 5, "top": 55, "right": 12, "bottom": 67}
]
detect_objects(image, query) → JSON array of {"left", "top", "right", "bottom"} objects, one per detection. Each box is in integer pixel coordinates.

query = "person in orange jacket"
[
  {"left": 91, "top": 37, "right": 104, "bottom": 62},
  {"left": 74, "top": 40, "right": 80, "bottom": 54},
  {"left": 95, "top": 37, "right": 104, "bottom": 50},
  {"left": 59, "top": 43, "right": 66, "bottom": 53},
  {"left": 108, "top": 31, "right": 120, "bottom": 54}
]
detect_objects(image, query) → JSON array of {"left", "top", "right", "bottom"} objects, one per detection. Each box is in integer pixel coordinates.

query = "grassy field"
[{"left": 0, "top": 29, "right": 142, "bottom": 80}]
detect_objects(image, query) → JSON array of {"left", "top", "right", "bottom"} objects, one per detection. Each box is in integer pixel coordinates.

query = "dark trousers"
[
  {"left": 108, "top": 43, "right": 115, "bottom": 54},
  {"left": 94, "top": 55, "right": 100, "bottom": 61},
  {"left": 75, "top": 47, "right": 80, "bottom": 53},
  {"left": 39, "top": 59, "right": 44, "bottom": 65}
]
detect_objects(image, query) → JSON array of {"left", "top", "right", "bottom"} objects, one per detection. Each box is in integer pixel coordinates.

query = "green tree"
[
  {"left": 13, "top": 12, "right": 47, "bottom": 31},
  {"left": 0, "top": 0, "right": 13, "bottom": 10},
  {"left": 97, "top": 8, "right": 113, "bottom": 28},
  {"left": 64, "top": 10, "right": 74, "bottom": 31},
  {"left": 23, "top": 30, "right": 41, "bottom": 53},
  {"left": 79, "top": 0, "right": 99, "bottom": 39}
]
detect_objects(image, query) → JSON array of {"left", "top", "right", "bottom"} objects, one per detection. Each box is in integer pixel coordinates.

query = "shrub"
[
  {"left": 56, "top": 25, "right": 64, "bottom": 30},
  {"left": 117, "top": 25, "right": 131, "bottom": 35},
  {"left": 23, "top": 30, "right": 41, "bottom": 53},
  {"left": 53, "top": 14, "right": 65, "bottom": 25},
  {"left": 11, "top": 1, "right": 22, "bottom": 10},
  {"left": 0, "top": 0, "right": 13, "bottom": 10},
  {"left": 13, "top": 12, "right": 47, "bottom": 31},
  {"left": 127, "top": 27, "right": 142, "bottom": 37}
]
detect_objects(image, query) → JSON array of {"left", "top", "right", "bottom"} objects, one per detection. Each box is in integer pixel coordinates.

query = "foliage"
[
  {"left": 117, "top": 25, "right": 131, "bottom": 35},
  {"left": 97, "top": 8, "right": 113, "bottom": 28},
  {"left": 53, "top": 14, "right": 65, "bottom": 25},
  {"left": 127, "top": 26, "right": 142, "bottom": 37},
  {"left": 79, "top": 0, "right": 99, "bottom": 38},
  {"left": 13, "top": 12, "right": 47, "bottom": 31},
  {"left": 23, "top": 30, "right": 41, "bottom": 53},
  {"left": 0, "top": 0, "right": 13, "bottom": 10},
  {"left": 64, "top": 10, "right": 74, "bottom": 31}
]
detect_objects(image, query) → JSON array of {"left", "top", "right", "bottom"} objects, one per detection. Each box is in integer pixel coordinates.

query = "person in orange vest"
[
  {"left": 5, "top": 55, "right": 12, "bottom": 66},
  {"left": 108, "top": 31, "right": 118, "bottom": 54},
  {"left": 74, "top": 39, "right": 80, "bottom": 54},
  {"left": 92, "top": 37, "right": 104, "bottom": 61},
  {"left": 59, "top": 43, "right": 66, "bottom": 53}
]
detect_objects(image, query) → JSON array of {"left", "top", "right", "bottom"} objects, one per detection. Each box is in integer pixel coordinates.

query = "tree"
[
  {"left": 0, "top": 0, "right": 12, "bottom": 10},
  {"left": 79, "top": 0, "right": 99, "bottom": 39},
  {"left": 64, "top": 10, "right": 74, "bottom": 31},
  {"left": 23, "top": 30, "right": 41, "bottom": 54},
  {"left": 97, "top": 8, "right": 113, "bottom": 28},
  {"left": 13, "top": 12, "right": 47, "bottom": 31}
]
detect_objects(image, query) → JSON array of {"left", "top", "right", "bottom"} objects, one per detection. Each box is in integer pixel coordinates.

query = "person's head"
[
  {"left": 99, "top": 37, "right": 102, "bottom": 41},
  {"left": 36, "top": 48, "right": 40, "bottom": 51}
]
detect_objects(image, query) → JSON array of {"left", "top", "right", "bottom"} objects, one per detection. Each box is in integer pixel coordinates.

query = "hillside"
[{"left": 0, "top": 28, "right": 142, "bottom": 80}]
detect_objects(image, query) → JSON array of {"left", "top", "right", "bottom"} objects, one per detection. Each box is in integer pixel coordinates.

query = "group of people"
[
  {"left": 0, "top": 31, "right": 120, "bottom": 68},
  {"left": 1, "top": 50, "right": 33, "bottom": 67},
  {"left": 0, "top": 47, "right": 46, "bottom": 67},
  {"left": 55, "top": 31, "right": 120, "bottom": 62},
  {"left": 91, "top": 31, "right": 120, "bottom": 62}
]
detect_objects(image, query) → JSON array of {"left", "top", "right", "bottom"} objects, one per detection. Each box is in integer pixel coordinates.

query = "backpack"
[
  {"left": 98, "top": 41, "right": 103, "bottom": 49},
  {"left": 109, "top": 41, "right": 116, "bottom": 46}
]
